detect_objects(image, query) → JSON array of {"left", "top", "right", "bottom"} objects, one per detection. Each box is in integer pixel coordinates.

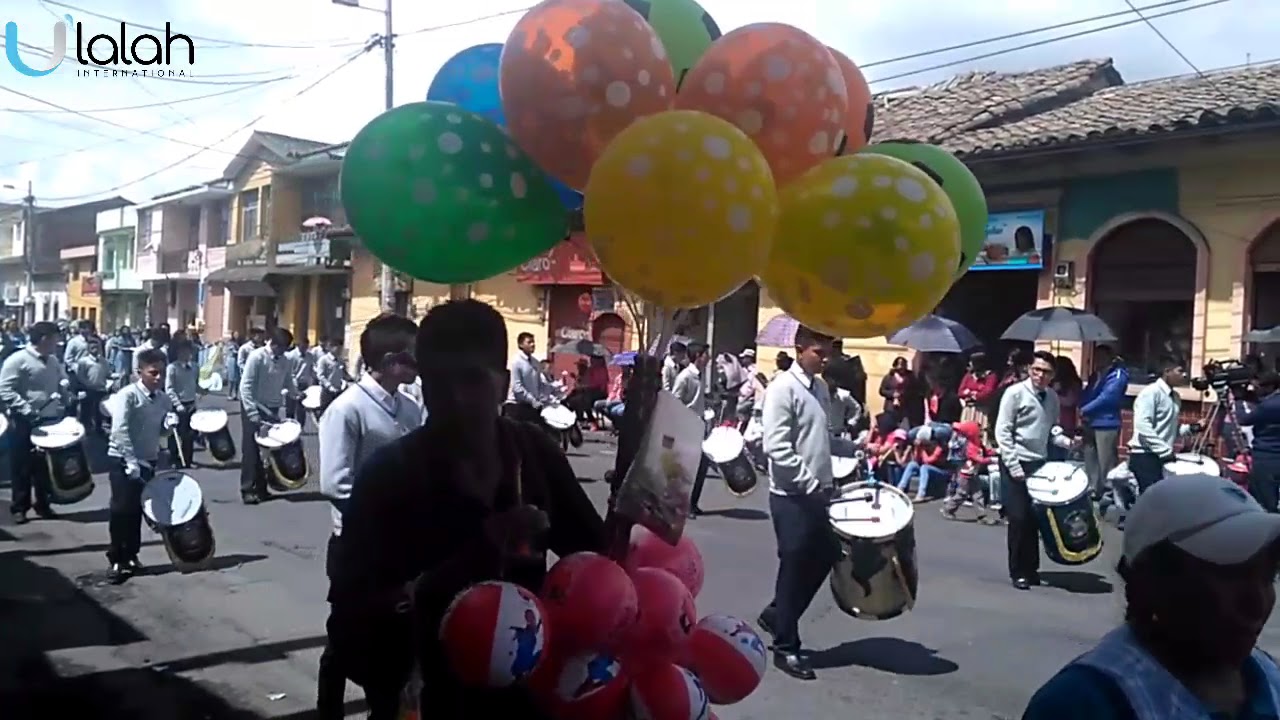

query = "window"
[
  {"left": 301, "top": 177, "right": 340, "bottom": 220},
  {"left": 188, "top": 207, "right": 201, "bottom": 249},
  {"left": 210, "top": 202, "right": 230, "bottom": 248},
  {"left": 138, "top": 210, "right": 152, "bottom": 245},
  {"left": 89, "top": 307, "right": 97, "bottom": 326},
  {"left": 260, "top": 185, "right": 272, "bottom": 238},
  {"left": 239, "top": 189, "right": 259, "bottom": 243},
  {"left": 1091, "top": 219, "right": 1197, "bottom": 383}
]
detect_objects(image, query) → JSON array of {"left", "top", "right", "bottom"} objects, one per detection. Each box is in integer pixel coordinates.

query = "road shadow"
[
  {"left": 1039, "top": 571, "right": 1113, "bottom": 595},
  {"left": 0, "top": 553, "right": 146, "bottom": 653},
  {"left": 50, "top": 507, "right": 111, "bottom": 524},
  {"left": 269, "top": 491, "right": 329, "bottom": 504},
  {"left": 699, "top": 507, "right": 769, "bottom": 521},
  {"left": 5, "top": 540, "right": 162, "bottom": 559},
  {"left": 808, "top": 637, "right": 959, "bottom": 676},
  {"left": 144, "top": 553, "right": 270, "bottom": 578}
]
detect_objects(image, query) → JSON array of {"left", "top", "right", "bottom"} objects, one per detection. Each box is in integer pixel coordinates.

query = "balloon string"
[{"left": 676, "top": 68, "right": 689, "bottom": 92}]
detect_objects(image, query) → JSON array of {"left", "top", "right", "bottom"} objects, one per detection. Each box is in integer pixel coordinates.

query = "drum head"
[
  {"left": 702, "top": 426, "right": 745, "bottom": 463},
  {"left": 1165, "top": 453, "right": 1221, "bottom": 477},
  {"left": 189, "top": 409, "right": 228, "bottom": 434},
  {"left": 540, "top": 405, "right": 575, "bottom": 430},
  {"left": 828, "top": 482, "right": 914, "bottom": 542},
  {"left": 302, "top": 385, "right": 322, "bottom": 409},
  {"left": 0, "top": 414, "right": 8, "bottom": 437},
  {"left": 30, "top": 417, "right": 85, "bottom": 449},
  {"left": 831, "top": 455, "right": 858, "bottom": 480},
  {"left": 142, "top": 472, "right": 204, "bottom": 527},
  {"left": 1026, "top": 461, "right": 1089, "bottom": 505},
  {"left": 257, "top": 419, "right": 303, "bottom": 448}
]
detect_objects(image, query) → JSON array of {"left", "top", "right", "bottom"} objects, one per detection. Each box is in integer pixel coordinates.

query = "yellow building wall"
[
  {"left": 66, "top": 257, "right": 101, "bottom": 320},
  {"left": 227, "top": 161, "right": 274, "bottom": 246}
]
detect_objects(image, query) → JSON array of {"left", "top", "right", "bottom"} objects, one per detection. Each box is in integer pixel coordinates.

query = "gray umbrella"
[
  {"left": 755, "top": 314, "right": 802, "bottom": 347},
  {"left": 1245, "top": 326, "right": 1280, "bottom": 343},
  {"left": 550, "top": 339, "right": 611, "bottom": 357},
  {"left": 886, "top": 314, "right": 981, "bottom": 353},
  {"left": 1001, "top": 307, "right": 1118, "bottom": 343}
]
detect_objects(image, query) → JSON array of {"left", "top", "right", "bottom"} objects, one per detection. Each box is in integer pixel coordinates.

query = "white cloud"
[{"left": 1, "top": 0, "right": 1275, "bottom": 205}]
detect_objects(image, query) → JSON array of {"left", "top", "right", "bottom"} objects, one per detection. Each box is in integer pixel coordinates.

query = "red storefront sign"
[{"left": 514, "top": 234, "right": 603, "bottom": 285}]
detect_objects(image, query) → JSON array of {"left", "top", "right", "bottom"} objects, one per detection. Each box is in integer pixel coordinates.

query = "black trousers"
[
  {"left": 690, "top": 453, "right": 710, "bottom": 510},
  {"left": 289, "top": 383, "right": 311, "bottom": 428},
  {"left": 319, "top": 387, "right": 339, "bottom": 417},
  {"left": 763, "top": 492, "right": 838, "bottom": 652},
  {"left": 239, "top": 407, "right": 278, "bottom": 499},
  {"left": 8, "top": 418, "right": 50, "bottom": 515},
  {"left": 79, "top": 390, "right": 106, "bottom": 434},
  {"left": 1000, "top": 459, "right": 1045, "bottom": 581},
  {"left": 1249, "top": 452, "right": 1280, "bottom": 513},
  {"left": 167, "top": 407, "right": 195, "bottom": 469},
  {"left": 1128, "top": 451, "right": 1169, "bottom": 494},
  {"left": 107, "top": 459, "right": 152, "bottom": 564}
]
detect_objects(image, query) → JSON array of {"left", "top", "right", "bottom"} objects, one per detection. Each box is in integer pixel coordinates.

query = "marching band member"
[
  {"left": 328, "top": 300, "right": 605, "bottom": 718},
  {"left": 132, "top": 326, "right": 169, "bottom": 378},
  {"left": 165, "top": 340, "right": 200, "bottom": 470},
  {"left": 758, "top": 326, "right": 851, "bottom": 681},
  {"left": 315, "top": 338, "right": 348, "bottom": 416},
  {"left": 662, "top": 341, "right": 687, "bottom": 392},
  {"left": 62, "top": 319, "right": 94, "bottom": 374},
  {"left": 238, "top": 328, "right": 298, "bottom": 505},
  {"left": 673, "top": 341, "right": 710, "bottom": 517},
  {"left": 503, "top": 331, "right": 547, "bottom": 424},
  {"left": 316, "top": 314, "right": 424, "bottom": 720},
  {"left": 288, "top": 336, "right": 318, "bottom": 428},
  {"left": 1127, "top": 355, "right": 1198, "bottom": 494},
  {"left": 105, "top": 348, "right": 172, "bottom": 583},
  {"left": 994, "top": 350, "right": 1060, "bottom": 591},
  {"left": 75, "top": 337, "right": 112, "bottom": 435},
  {"left": 1, "top": 321, "right": 68, "bottom": 524}
]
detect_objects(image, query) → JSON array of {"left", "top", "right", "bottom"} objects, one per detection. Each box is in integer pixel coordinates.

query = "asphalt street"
[{"left": 3, "top": 397, "right": 1279, "bottom": 719}]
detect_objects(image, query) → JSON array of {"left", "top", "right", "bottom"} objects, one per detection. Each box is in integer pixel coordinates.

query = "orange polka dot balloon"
[
  {"left": 827, "top": 47, "right": 875, "bottom": 154},
  {"left": 500, "top": 0, "right": 677, "bottom": 190},
  {"left": 675, "top": 23, "right": 848, "bottom": 185}
]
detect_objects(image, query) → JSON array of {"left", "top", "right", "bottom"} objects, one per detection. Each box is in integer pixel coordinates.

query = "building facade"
[
  {"left": 34, "top": 196, "right": 129, "bottom": 326},
  {"left": 203, "top": 131, "right": 353, "bottom": 343},
  {"left": 0, "top": 202, "right": 27, "bottom": 321},
  {"left": 95, "top": 205, "right": 147, "bottom": 330}
]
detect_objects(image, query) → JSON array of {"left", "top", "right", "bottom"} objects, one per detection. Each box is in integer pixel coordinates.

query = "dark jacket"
[
  {"left": 1241, "top": 392, "right": 1280, "bottom": 456},
  {"left": 1079, "top": 364, "right": 1130, "bottom": 430}
]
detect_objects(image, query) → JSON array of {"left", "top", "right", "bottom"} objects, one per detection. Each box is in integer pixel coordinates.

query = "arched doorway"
[
  {"left": 591, "top": 312, "right": 627, "bottom": 355},
  {"left": 1248, "top": 221, "right": 1280, "bottom": 360},
  {"left": 1089, "top": 217, "right": 1198, "bottom": 382}
]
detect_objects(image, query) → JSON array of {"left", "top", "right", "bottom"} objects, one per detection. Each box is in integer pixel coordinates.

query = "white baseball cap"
[{"left": 1123, "top": 474, "right": 1280, "bottom": 566}]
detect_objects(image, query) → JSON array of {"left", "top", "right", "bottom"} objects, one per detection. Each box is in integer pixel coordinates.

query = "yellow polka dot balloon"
[
  {"left": 585, "top": 109, "right": 778, "bottom": 309},
  {"left": 760, "top": 153, "right": 961, "bottom": 338}
]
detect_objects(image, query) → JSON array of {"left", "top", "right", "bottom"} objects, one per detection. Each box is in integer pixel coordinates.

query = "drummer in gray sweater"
[{"left": 994, "top": 350, "right": 1060, "bottom": 591}]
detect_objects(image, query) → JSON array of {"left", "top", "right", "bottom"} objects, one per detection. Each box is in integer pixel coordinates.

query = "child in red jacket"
[{"left": 943, "top": 421, "right": 998, "bottom": 522}]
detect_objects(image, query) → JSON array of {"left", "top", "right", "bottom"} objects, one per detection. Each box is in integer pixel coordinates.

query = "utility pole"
[
  {"left": 334, "top": 0, "right": 397, "bottom": 313},
  {"left": 22, "top": 181, "right": 34, "bottom": 327}
]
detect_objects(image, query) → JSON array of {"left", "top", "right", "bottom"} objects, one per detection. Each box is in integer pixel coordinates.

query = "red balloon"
[
  {"left": 542, "top": 652, "right": 630, "bottom": 720},
  {"left": 827, "top": 46, "right": 874, "bottom": 153},
  {"left": 627, "top": 525, "right": 705, "bottom": 597},
  {"left": 622, "top": 567, "right": 697, "bottom": 663},
  {"left": 542, "top": 552, "right": 640, "bottom": 654},
  {"left": 629, "top": 661, "right": 710, "bottom": 720},
  {"left": 688, "top": 614, "right": 767, "bottom": 704}
]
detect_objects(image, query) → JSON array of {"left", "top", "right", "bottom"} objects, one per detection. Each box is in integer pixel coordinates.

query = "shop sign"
[
  {"left": 514, "top": 235, "right": 603, "bottom": 285},
  {"left": 971, "top": 209, "right": 1047, "bottom": 271},
  {"left": 80, "top": 274, "right": 101, "bottom": 297},
  {"left": 555, "top": 326, "right": 590, "bottom": 341}
]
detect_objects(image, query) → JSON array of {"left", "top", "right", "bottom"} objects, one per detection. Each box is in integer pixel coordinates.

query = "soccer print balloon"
[
  {"left": 340, "top": 102, "right": 568, "bottom": 284},
  {"left": 438, "top": 581, "right": 551, "bottom": 688}
]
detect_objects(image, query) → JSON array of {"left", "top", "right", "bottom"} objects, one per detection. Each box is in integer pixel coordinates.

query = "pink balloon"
[
  {"left": 541, "top": 552, "right": 639, "bottom": 655},
  {"left": 622, "top": 567, "right": 696, "bottom": 663},
  {"left": 626, "top": 525, "right": 705, "bottom": 598}
]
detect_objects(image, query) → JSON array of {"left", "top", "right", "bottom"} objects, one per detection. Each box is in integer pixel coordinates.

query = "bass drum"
[
  {"left": 827, "top": 481, "right": 918, "bottom": 621},
  {"left": 142, "top": 471, "right": 215, "bottom": 572},
  {"left": 540, "top": 404, "right": 575, "bottom": 430},
  {"left": 1027, "top": 461, "right": 1102, "bottom": 566},
  {"left": 255, "top": 419, "right": 308, "bottom": 492},
  {"left": 190, "top": 409, "right": 236, "bottom": 462},
  {"left": 31, "top": 417, "right": 92, "bottom": 505},
  {"left": 1164, "top": 452, "right": 1221, "bottom": 478},
  {"left": 702, "top": 425, "right": 757, "bottom": 496}
]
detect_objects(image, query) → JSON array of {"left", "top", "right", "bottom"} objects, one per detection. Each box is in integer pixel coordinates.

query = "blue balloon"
[{"left": 428, "top": 44, "right": 583, "bottom": 211}]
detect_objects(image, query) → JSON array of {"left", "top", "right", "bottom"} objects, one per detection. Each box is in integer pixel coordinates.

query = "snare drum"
[
  {"left": 540, "top": 404, "right": 576, "bottom": 431},
  {"left": 702, "top": 425, "right": 758, "bottom": 496},
  {"left": 31, "top": 417, "right": 92, "bottom": 505},
  {"left": 1026, "top": 461, "right": 1102, "bottom": 566},
  {"left": 831, "top": 455, "right": 859, "bottom": 484},
  {"left": 142, "top": 471, "right": 216, "bottom": 573},
  {"left": 301, "top": 385, "right": 322, "bottom": 410},
  {"left": 1164, "top": 452, "right": 1221, "bottom": 478},
  {"left": 190, "top": 408, "right": 236, "bottom": 462},
  {"left": 827, "top": 481, "right": 918, "bottom": 621},
  {"left": 255, "top": 419, "right": 308, "bottom": 492}
]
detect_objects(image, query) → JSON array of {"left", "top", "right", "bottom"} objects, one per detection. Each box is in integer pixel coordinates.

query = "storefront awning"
[{"left": 205, "top": 266, "right": 273, "bottom": 284}]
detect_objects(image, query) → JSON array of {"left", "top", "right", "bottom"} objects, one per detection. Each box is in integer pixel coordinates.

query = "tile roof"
[{"left": 943, "top": 61, "right": 1280, "bottom": 157}]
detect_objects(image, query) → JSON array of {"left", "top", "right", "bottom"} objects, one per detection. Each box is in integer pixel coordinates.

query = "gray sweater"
[
  {"left": 762, "top": 366, "right": 855, "bottom": 496},
  {"left": 239, "top": 346, "right": 298, "bottom": 423},
  {"left": 0, "top": 346, "right": 67, "bottom": 420},
  {"left": 994, "top": 379, "right": 1060, "bottom": 470},
  {"left": 107, "top": 381, "right": 173, "bottom": 463}
]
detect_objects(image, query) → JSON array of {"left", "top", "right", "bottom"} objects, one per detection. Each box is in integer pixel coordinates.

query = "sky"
[{"left": 0, "top": 0, "right": 1274, "bottom": 208}]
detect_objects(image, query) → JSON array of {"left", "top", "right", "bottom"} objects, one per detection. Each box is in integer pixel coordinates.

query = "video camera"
[{"left": 1190, "top": 359, "right": 1254, "bottom": 396}]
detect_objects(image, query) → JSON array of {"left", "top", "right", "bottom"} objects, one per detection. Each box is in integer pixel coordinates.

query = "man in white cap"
[{"left": 1023, "top": 473, "right": 1280, "bottom": 719}]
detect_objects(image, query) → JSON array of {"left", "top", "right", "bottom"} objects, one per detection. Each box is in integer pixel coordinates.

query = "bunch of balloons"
[
  {"left": 438, "top": 526, "right": 768, "bottom": 719},
  {"left": 340, "top": 0, "right": 989, "bottom": 336}
]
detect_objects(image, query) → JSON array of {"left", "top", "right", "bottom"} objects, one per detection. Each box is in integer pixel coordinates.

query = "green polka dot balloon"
[{"left": 340, "top": 101, "right": 568, "bottom": 284}]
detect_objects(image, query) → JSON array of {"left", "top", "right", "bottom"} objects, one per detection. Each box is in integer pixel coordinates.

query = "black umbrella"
[
  {"left": 1001, "top": 307, "right": 1117, "bottom": 343},
  {"left": 886, "top": 314, "right": 981, "bottom": 353},
  {"left": 1245, "top": 326, "right": 1280, "bottom": 343}
]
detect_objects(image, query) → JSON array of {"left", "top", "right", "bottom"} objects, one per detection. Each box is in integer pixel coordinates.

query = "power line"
[
  {"left": 399, "top": 6, "right": 535, "bottom": 35},
  {"left": 0, "top": 77, "right": 290, "bottom": 114},
  {"left": 868, "top": 0, "right": 1230, "bottom": 85},
  {"left": 0, "top": 41, "right": 300, "bottom": 85},
  {"left": 39, "top": 46, "right": 375, "bottom": 203},
  {"left": 1121, "top": 0, "right": 1240, "bottom": 105}
]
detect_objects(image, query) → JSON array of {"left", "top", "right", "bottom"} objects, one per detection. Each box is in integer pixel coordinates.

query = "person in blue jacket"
[
  {"left": 1242, "top": 371, "right": 1280, "bottom": 511},
  {"left": 1023, "top": 474, "right": 1280, "bottom": 720},
  {"left": 1079, "top": 345, "right": 1129, "bottom": 501}
]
